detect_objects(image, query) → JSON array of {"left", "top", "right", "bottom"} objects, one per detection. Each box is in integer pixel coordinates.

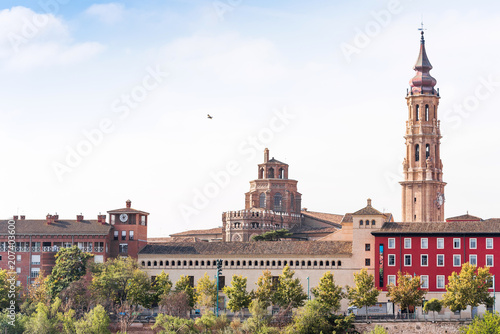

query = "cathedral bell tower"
[{"left": 400, "top": 31, "right": 446, "bottom": 222}]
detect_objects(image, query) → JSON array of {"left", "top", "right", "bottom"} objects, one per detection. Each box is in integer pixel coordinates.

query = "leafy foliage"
[
  {"left": 74, "top": 305, "right": 110, "bottom": 334},
  {"left": 0, "top": 309, "right": 27, "bottom": 334},
  {"left": 346, "top": 268, "right": 380, "bottom": 321},
  {"left": 175, "top": 275, "right": 196, "bottom": 310},
  {"left": 223, "top": 275, "right": 252, "bottom": 313},
  {"left": 196, "top": 272, "right": 217, "bottom": 309},
  {"left": 460, "top": 311, "right": 500, "bottom": 334},
  {"left": 273, "top": 265, "right": 307, "bottom": 309},
  {"left": 0, "top": 269, "right": 22, "bottom": 311},
  {"left": 423, "top": 298, "right": 442, "bottom": 320},
  {"left": 152, "top": 314, "right": 197, "bottom": 334},
  {"left": 367, "top": 325, "right": 389, "bottom": 334},
  {"left": 151, "top": 271, "right": 173, "bottom": 306},
  {"left": 160, "top": 291, "right": 191, "bottom": 318},
  {"left": 251, "top": 229, "right": 292, "bottom": 241},
  {"left": 387, "top": 271, "right": 427, "bottom": 311},
  {"left": 241, "top": 299, "right": 277, "bottom": 334},
  {"left": 310, "top": 271, "right": 345, "bottom": 312},
  {"left": 255, "top": 270, "right": 274, "bottom": 308}
]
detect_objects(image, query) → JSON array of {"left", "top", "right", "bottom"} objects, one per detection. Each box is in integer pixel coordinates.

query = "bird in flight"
[{"left": 207, "top": 114, "right": 213, "bottom": 119}]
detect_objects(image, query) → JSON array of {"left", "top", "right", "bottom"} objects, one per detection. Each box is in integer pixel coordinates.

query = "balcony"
[
  {"left": 94, "top": 247, "right": 104, "bottom": 252},
  {"left": 15, "top": 247, "right": 30, "bottom": 252}
]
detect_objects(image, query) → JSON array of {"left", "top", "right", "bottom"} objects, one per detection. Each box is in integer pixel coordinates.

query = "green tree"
[
  {"left": 196, "top": 272, "right": 217, "bottom": 310},
  {"left": 367, "top": 325, "right": 389, "bottom": 334},
  {"left": 151, "top": 271, "right": 173, "bottom": 306},
  {"left": 423, "top": 298, "right": 442, "bottom": 321},
  {"left": 310, "top": 271, "right": 345, "bottom": 312},
  {"left": 24, "top": 298, "right": 63, "bottom": 334},
  {"left": 0, "top": 309, "right": 27, "bottom": 334},
  {"left": 223, "top": 275, "right": 252, "bottom": 315},
  {"left": 175, "top": 275, "right": 196, "bottom": 310},
  {"left": 242, "top": 299, "right": 278, "bottom": 334},
  {"left": 0, "top": 269, "right": 21, "bottom": 311},
  {"left": 74, "top": 305, "right": 110, "bottom": 334},
  {"left": 255, "top": 270, "right": 274, "bottom": 308},
  {"left": 346, "top": 268, "right": 380, "bottom": 321},
  {"left": 442, "top": 263, "right": 493, "bottom": 317},
  {"left": 152, "top": 314, "right": 197, "bottom": 334},
  {"left": 47, "top": 246, "right": 93, "bottom": 298},
  {"left": 273, "top": 265, "right": 308, "bottom": 309},
  {"left": 387, "top": 271, "right": 427, "bottom": 312},
  {"left": 252, "top": 229, "right": 292, "bottom": 241},
  {"left": 460, "top": 311, "right": 500, "bottom": 334}
]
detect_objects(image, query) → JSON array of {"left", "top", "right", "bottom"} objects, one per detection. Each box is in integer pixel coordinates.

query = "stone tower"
[{"left": 400, "top": 32, "right": 446, "bottom": 222}]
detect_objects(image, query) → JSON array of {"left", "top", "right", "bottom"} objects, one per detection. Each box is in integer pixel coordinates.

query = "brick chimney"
[
  {"left": 264, "top": 148, "right": 269, "bottom": 163},
  {"left": 97, "top": 214, "right": 106, "bottom": 224},
  {"left": 126, "top": 199, "right": 131, "bottom": 208},
  {"left": 20, "top": 215, "right": 25, "bottom": 220},
  {"left": 76, "top": 214, "right": 84, "bottom": 222},
  {"left": 46, "top": 214, "right": 54, "bottom": 224},
  {"left": 13, "top": 215, "right": 18, "bottom": 220},
  {"left": 53, "top": 214, "right": 59, "bottom": 221}
]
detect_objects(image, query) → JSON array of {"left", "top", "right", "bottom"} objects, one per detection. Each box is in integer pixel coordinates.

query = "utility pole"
[{"left": 216, "top": 259, "right": 223, "bottom": 317}]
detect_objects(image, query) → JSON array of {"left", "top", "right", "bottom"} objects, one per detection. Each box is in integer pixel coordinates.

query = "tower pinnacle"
[{"left": 410, "top": 31, "right": 437, "bottom": 95}]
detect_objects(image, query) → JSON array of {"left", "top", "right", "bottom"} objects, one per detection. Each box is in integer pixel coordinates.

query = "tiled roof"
[
  {"left": 341, "top": 214, "right": 353, "bottom": 223},
  {"left": 373, "top": 220, "right": 500, "bottom": 235},
  {"left": 301, "top": 210, "right": 343, "bottom": 227},
  {"left": 139, "top": 241, "right": 352, "bottom": 256},
  {"left": 267, "top": 158, "right": 286, "bottom": 164},
  {"left": 352, "top": 206, "right": 384, "bottom": 216},
  {"left": 289, "top": 226, "right": 339, "bottom": 234},
  {"left": 107, "top": 208, "right": 149, "bottom": 215},
  {"left": 0, "top": 219, "right": 111, "bottom": 235},
  {"left": 446, "top": 214, "right": 482, "bottom": 222},
  {"left": 170, "top": 227, "right": 223, "bottom": 237},
  {"left": 148, "top": 237, "right": 206, "bottom": 243}
]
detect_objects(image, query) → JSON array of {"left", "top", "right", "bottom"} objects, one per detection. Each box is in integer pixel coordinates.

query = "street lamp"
[
  {"left": 216, "top": 259, "right": 223, "bottom": 317},
  {"left": 307, "top": 277, "right": 310, "bottom": 300}
]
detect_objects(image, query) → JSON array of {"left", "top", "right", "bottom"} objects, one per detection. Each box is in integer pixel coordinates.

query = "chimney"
[
  {"left": 53, "top": 213, "right": 59, "bottom": 221},
  {"left": 13, "top": 215, "right": 18, "bottom": 220},
  {"left": 20, "top": 215, "right": 25, "bottom": 220},
  {"left": 126, "top": 199, "right": 131, "bottom": 208},
  {"left": 264, "top": 148, "right": 269, "bottom": 163},
  {"left": 367, "top": 198, "right": 372, "bottom": 207},
  {"left": 46, "top": 214, "right": 54, "bottom": 224},
  {"left": 98, "top": 214, "right": 106, "bottom": 224},
  {"left": 76, "top": 214, "right": 84, "bottom": 222}
]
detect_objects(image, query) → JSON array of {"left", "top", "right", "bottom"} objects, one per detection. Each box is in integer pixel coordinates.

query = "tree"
[
  {"left": 346, "top": 268, "right": 380, "bottom": 321},
  {"left": 74, "top": 305, "right": 110, "bottom": 334},
  {"left": 273, "top": 265, "right": 308, "bottom": 309},
  {"left": 460, "top": 311, "right": 500, "bottom": 334},
  {"left": 242, "top": 299, "right": 277, "bottom": 333},
  {"left": 252, "top": 229, "right": 292, "bottom": 241},
  {"left": 160, "top": 291, "right": 191, "bottom": 318},
  {"left": 310, "top": 271, "right": 345, "bottom": 312},
  {"left": 196, "top": 272, "right": 217, "bottom": 310},
  {"left": 59, "top": 278, "right": 92, "bottom": 317},
  {"left": 223, "top": 275, "right": 252, "bottom": 315},
  {"left": 175, "top": 275, "right": 196, "bottom": 310},
  {"left": 151, "top": 271, "right": 173, "bottom": 306},
  {"left": 423, "top": 298, "right": 442, "bottom": 321},
  {"left": 152, "top": 314, "right": 197, "bottom": 334},
  {"left": 47, "top": 246, "right": 93, "bottom": 298},
  {"left": 255, "top": 270, "right": 274, "bottom": 308},
  {"left": 0, "top": 269, "right": 21, "bottom": 311},
  {"left": 387, "top": 271, "right": 427, "bottom": 313},
  {"left": 442, "top": 263, "right": 493, "bottom": 317}
]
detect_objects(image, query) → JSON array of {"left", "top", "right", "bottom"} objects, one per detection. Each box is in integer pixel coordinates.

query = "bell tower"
[{"left": 400, "top": 31, "right": 446, "bottom": 222}]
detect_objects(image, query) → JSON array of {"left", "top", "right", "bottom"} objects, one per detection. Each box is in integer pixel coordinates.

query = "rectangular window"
[
  {"left": 437, "top": 238, "right": 444, "bottom": 249},
  {"left": 388, "top": 275, "right": 396, "bottom": 286},
  {"left": 113, "top": 231, "right": 118, "bottom": 240},
  {"left": 31, "top": 255, "right": 41, "bottom": 265},
  {"left": 437, "top": 275, "right": 445, "bottom": 289},
  {"left": 365, "top": 244, "right": 371, "bottom": 251},
  {"left": 218, "top": 276, "right": 225, "bottom": 290},
  {"left": 388, "top": 254, "right": 395, "bottom": 266},
  {"left": 470, "top": 255, "right": 477, "bottom": 266},
  {"left": 487, "top": 255, "right": 494, "bottom": 267},
  {"left": 470, "top": 238, "right": 477, "bottom": 249},
  {"left": 121, "top": 231, "right": 126, "bottom": 241},
  {"left": 129, "top": 231, "right": 134, "bottom": 240},
  {"left": 94, "top": 255, "right": 104, "bottom": 263},
  {"left": 421, "top": 254, "right": 428, "bottom": 266},
  {"left": 388, "top": 238, "right": 395, "bottom": 249},
  {"left": 453, "top": 238, "right": 461, "bottom": 249},
  {"left": 437, "top": 254, "right": 444, "bottom": 266},
  {"left": 119, "top": 243, "right": 128, "bottom": 255},
  {"left": 404, "top": 254, "right": 411, "bottom": 266},
  {"left": 141, "top": 215, "right": 146, "bottom": 225},
  {"left": 487, "top": 238, "right": 493, "bottom": 249},
  {"left": 404, "top": 238, "right": 411, "bottom": 249},
  {"left": 453, "top": 255, "right": 461, "bottom": 267},
  {"left": 16, "top": 267, "right": 21, "bottom": 274},
  {"left": 421, "top": 238, "right": 428, "bottom": 249},
  {"left": 421, "top": 275, "right": 429, "bottom": 289},
  {"left": 365, "top": 258, "right": 371, "bottom": 266},
  {"left": 31, "top": 268, "right": 40, "bottom": 278},
  {"left": 111, "top": 215, "right": 115, "bottom": 225},
  {"left": 188, "top": 276, "right": 194, "bottom": 288}
]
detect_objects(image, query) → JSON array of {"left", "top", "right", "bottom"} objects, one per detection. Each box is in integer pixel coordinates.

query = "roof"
[
  {"left": 301, "top": 210, "right": 343, "bottom": 227},
  {"left": 148, "top": 237, "right": 206, "bottom": 243},
  {"left": 267, "top": 157, "right": 287, "bottom": 164},
  {"left": 107, "top": 207, "right": 149, "bottom": 215},
  {"left": 291, "top": 226, "right": 339, "bottom": 235},
  {"left": 352, "top": 206, "right": 384, "bottom": 216},
  {"left": 170, "top": 227, "right": 223, "bottom": 237},
  {"left": 373, "top": 220, "right": 500, "bottom": 235},
  {"left": 341, "top": 214, "right": 353, "bottom": 223},
  {"left": 139, "top": 240, "right": 352, "bottom": 256},
  {"left": 446, "top": 214, "right": 482, "bottom": 222},
  {"left": 0, "top": 219, "right": 111, "bottom": 236}
]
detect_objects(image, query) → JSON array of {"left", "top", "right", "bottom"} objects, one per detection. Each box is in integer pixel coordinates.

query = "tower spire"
[{"left": 410, "top": 31, "right": 437, "bottom": 95}]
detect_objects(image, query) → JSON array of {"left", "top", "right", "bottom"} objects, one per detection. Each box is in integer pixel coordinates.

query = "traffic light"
[{"left": 216, "top": 259, "right": 223, "bottom": 276}]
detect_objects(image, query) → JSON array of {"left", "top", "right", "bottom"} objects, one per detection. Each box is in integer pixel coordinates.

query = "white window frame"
[
  {"left": 437, "top": 275, "right": 445, "bottom": 289},
  {"left": 437, "top": 238, "right": 444, "bottom": 249},
  {"left": 388, "top": 238, "right": 395, "bottom": 249},
  {"left": 404, "top": 254, "right": 412, "bottom": 266},
  {"left": 486, "top": 255, "right": 494, "bottom": 267},
  {"left": 420, "top": 275, "right": 429, "bottom": 289},
  {"left": 388, "top": 275, "right": 396, "bottom": 286},
  {"left": 453, "top": 238, "right": 461, "bottom": 249},
  {"left": 31, "top": 254, "right": 41, "bottom": 265},
  {"left": 469, "top": 254, "right": 477, "bottom": 266},
  {"left": 404, "top": 238, "right": 412, "bottom": 249},
  {"left": 486, "top": 238, "right": 493, "bottom": 249},
  {"left": 16, "top": 254, "right": 21, "bottom": 261},
  {"left": 421, "top": 238, "right": 428, "bottom": 249},
  {"left": 453, "top": 254, "right": 461, "bottom": 267},
  {"left": 388, "top": 254, "right": 396, "bottom": 266},
  {"left": 16, "top": 267, "right": 21, "bottom": 274},
  {"left": 421, "top": 254, "right": 428, "bottom": 267},
  {"left": 437, "top": 254, "right": 444, "bottom": 267},
  {"left": 469, "top": 238, "right": 477, "bottom": 249}
]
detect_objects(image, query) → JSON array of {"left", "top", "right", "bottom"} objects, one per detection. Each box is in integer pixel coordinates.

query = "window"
[
  {"left": 421, "top": 238, "right": 428, "bottom": 249},
  {"left": 371, "top": 220, "right": 376, "bottom": 225},
  {"left": 416, "top": 105, "right": 420, "bottom": 121},
  {"left": 141, "top": 215, "right": 146, "bottom": 225},
  {"left": 437, "top": 275, "right": 445, "bottom": 289},
  {"left": 218, "top": 276, "right": 225, "bottom": 290},
  {"left": 111, "top": 215, "right": 115, "bottom": 225},
  {"left": 365, "top": 244, "right": 371, "bottom": 251},
  {"left": 121, "top": 231, "right": 126, "bottom": 241},
  {"left": 388, "top": 254, "right": 395, "bottom": 266},
  {"left": 487, "top": 255, "right": 494, "bottom": 267},
  {"left": 487, "top": 238, "right": 493, "bottom": 249},
  {"left": 359, "top": 220, "right": 363, "bottom": 226},
  {"left": 426, "top": 144, "right": 430, "bottom": 159},
  {"left": 470, "top": 238, "right": 477, "bottom": 249},
  {"left": 404, "top": 254, "right": 411, "bottom": 266},
  {"left": 31, "top": 255, "right": 41, "bottom": 265},
  {"left": 421, "top": 275, "right": 429, "bottom": 289},
  {"left": 415, "top": 144, "right": 420, "bottom": 162},
  {"left": 404, "top": 238, "right": 411, "bottom": 249},
  {"left": 30, "top": 268, "right": 40, "bottom": 278},
  {"left": 129, "top": 231, "right": 134, "bottom": 240},
  {"left": 469, "top": 255, "right": 477, "bottom": 266},
  {"left": 16, "top": 254, "right": 21, "bottom": 261},
  {"left": 365, "top": 258, "right": 371, "bottom": 266},
  {"left": 16, "top": 267, "right": 21, "bottom": 274},
  {"left": 453, "top": 238, "right": 460, "bottom": 249},
  {"left": 114, "top": 231, "right": 118, "bottom": 240},
  {"left": 453, "top": 255, "right": 461, "bottom": 267},
  {"left": 273, "top": 193, "right": 283, "bottom": 212},
  {"left": 94, "top": 255, "right": 104, "bottom": 263},
  {"left": 188, "top": 276, "right": 194, "bottom": 288},
  {"left": 119, "top": 244, "right": 128, "bottom": 255},
  {"left": 388, "top": 275, "right": 396, "bottom": 286},
  {"left": 425, "top": 105, "right": 429, "bottom": 121},
  {"left": 337, "top": 260, "right": 342, "bottom": 267},
  {"left": 388, "top": 238, "right": 395, "bottom": 249},
  {"left": 259, "top": 193, "right": 266, "bottom": 208},
  {"left": 421, "top": 254, "right": 428, "bottom": 266},
  {"left": 437, "top": 238, "right": 444, "bottom": 249}
]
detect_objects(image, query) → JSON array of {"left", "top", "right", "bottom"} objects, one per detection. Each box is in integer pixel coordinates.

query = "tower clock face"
[{"left": 119, "top": 213, "right": 128, "bottom": 222}]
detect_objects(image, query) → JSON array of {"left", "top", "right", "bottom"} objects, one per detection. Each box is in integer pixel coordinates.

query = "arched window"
[
  {"left": 272, "top": 260, "right": 276, "bottom": 266},
  {"left": 159, "top": 261, "right": 163, "bottom": 266},
  {"left": 177, "top": 260, "right": 181, "bottom": 266},
  {"left": 365, "top": 220, "right": 369, "bottom": 226},
  {"left": 425, "top": 105, "right": 429, "bottom": 121},
  {"left": 195, "top": 260, "right": 198, "bottom": 266},
  {"left": 268, "top": 167, "right": 274, "bottom": 178},
  {"left": 213, "top": 260, "right": 216, "bottom": 266},
  {"left": 337, "top": 260, "right": 342, "bottom": 266},
  {"left": 153, "top": 261, "right": 157, "bottom": 266},
  {"left": 283, "top": 261, "right": 286, "bottom": 266},
  {"left": 278, "top": 168, "right": 284, "bottom": 179},
  {"left": 201, "top": 261, "right": 204, "bottom": 266},
  {"left": 166, "top": 260, "right": 169, "bottom": 266},
  {"left": 237, "top": 261, "right": 240, "bottom": 266},
  {"left": 325, "top": 260, "right": 330, "bottom": 266},
  {"left": 183, "top": 260, "right": 187, "bottom": 266},
  {"left": 415, "top": 144, "right": 420, "bottom": 162},
  {"left": 230, "top": 260, "right": 234, "bottom": 266},
  {"left": 301, "top": 260, "right": 305, "bottom": 266},
  {"left": 141, "top": 261, "right": 145, "bottom": 267},
  {"left": 313, "top": 261, "right": 317, "bottom": 266},
  {"left": 189, "top": 260, "right": 193, "bottom": 266},
  {"left": 290, "top": 194, "right": 295, "bottom": 211},
  {"left": 296, "top": 260, "right": 300, "bottom": 266},
  {"left": 260, "top": 260, "right": 264, "bottom": 266},
  {"left": 259, "top": 168, "right": 264, "bottom": 179},
  {"left": 259, "top": 193, "right": 266, "bottom": 208},
  {"left": 147, "top": 261, "right": 151, "bottom": 267},
  {"left": 416, "top": 105, "right": 419, "bottom": 121},
  {"left": 371, "top": 220, "right": 376, "bottom": 225},
  {"left": 426, "top": 144, "right": 430, "bottom": 159},
  {"left": 319, "top": 261, "right": 323, "bottom": 266},
  {"left": 360, "top": 220, "right": 363, "bottom": 226},
  {"left": 242, "top": 260, "right": 246, "bottom": 266},
  {"left": 266, "top": 260, "right": 270, "bottom": 266},
  {"left": 274, "top": 193, "right": 283, "bottom": 212},
  {"left": 225, "top": 260, "right": 228, "bottom": 266},
  {"left": 307, "top": 260, "right": 312, "bottom": 266}
]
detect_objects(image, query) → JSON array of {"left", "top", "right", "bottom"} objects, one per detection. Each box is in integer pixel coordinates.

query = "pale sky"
[{"left": 1, "top": 0, "right": 500, "bottom": 237}]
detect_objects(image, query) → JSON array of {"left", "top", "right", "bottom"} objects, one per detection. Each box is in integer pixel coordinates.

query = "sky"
[{"left": 1, "top": 0, "right": 500, "bottom": 238}]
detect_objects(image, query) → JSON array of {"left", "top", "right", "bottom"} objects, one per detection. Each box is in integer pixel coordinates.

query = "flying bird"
[{"left": 207, "top": 114, "right": 213, "bottom": 119}]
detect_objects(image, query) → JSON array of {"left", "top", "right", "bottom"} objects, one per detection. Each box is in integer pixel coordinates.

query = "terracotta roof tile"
[
  {"left": 107, "top": 208, "right": 149, "bottom": 215},
  {"left": 301, "top": 211, "right": 343, "bottom": 227},
  {"left": 446, "top": 214, "right": 482, "bottom": 222},
  {"left": 374, "top": 220, "right": 500, "bottom": 235},
  {"left": 170, "top": 227, "right": 223, "bottom": 237},
  {"left": 341, "top": 214, "right": 353, "bottom": 223},
  {"left": 0, "top": 219, "right": 111, "bottom": 235}
]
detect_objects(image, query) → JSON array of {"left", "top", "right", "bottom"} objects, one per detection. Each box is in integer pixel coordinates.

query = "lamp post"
[
  {"left": 307, "top": 277, "right": 310, "bottom": 300},
  {"left": 216, "top": 259, "right": 222, "bottom": 317}
]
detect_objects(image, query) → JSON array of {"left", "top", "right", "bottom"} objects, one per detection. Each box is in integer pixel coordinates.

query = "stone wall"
[{"left": 354, "top": 321, "right": 469, "bottom": 334}]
